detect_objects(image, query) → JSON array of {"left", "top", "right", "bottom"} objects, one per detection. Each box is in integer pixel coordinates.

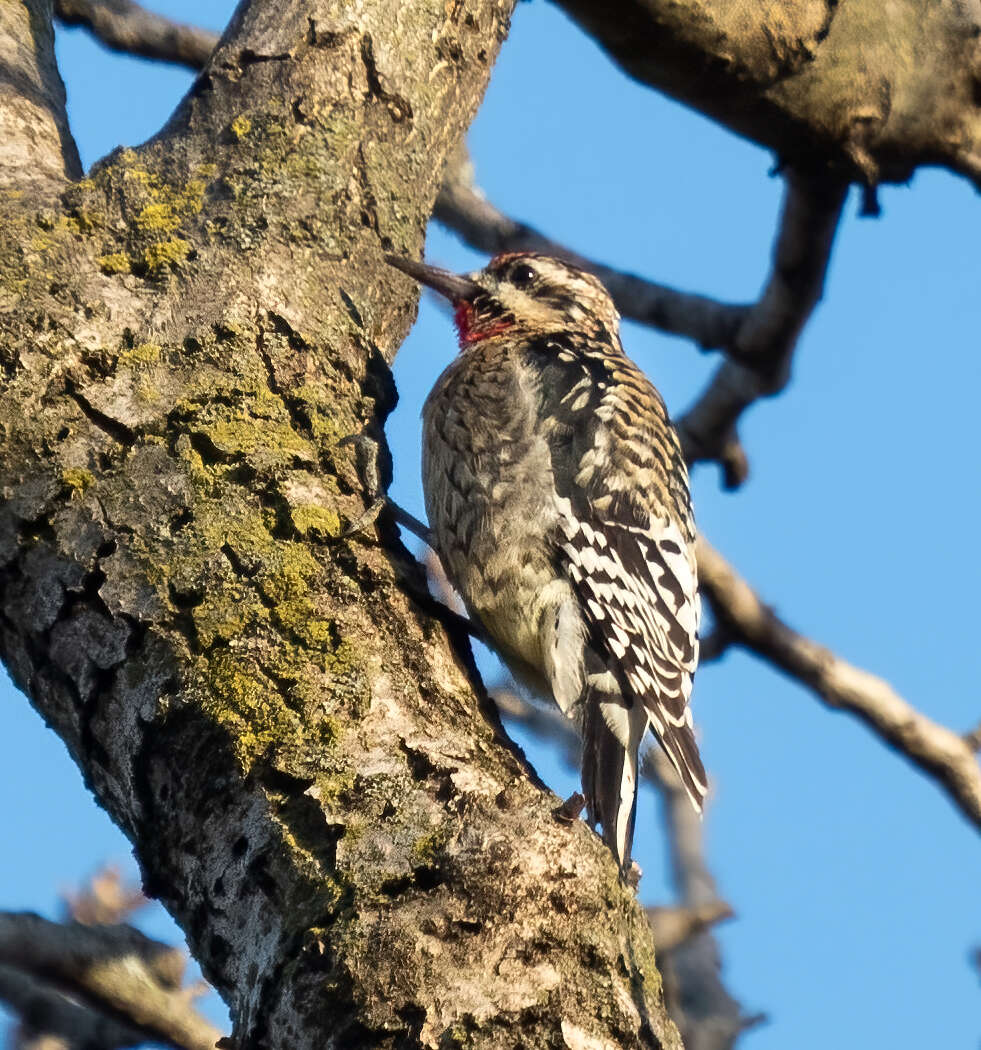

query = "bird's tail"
[
  {"left": 581, "top": 666, "right": 648, "bottom": 871},
  {"left": 654, "top": 718, "right": 708, "bottom": 815}
]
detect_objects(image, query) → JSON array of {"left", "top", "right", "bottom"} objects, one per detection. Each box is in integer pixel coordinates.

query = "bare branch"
[
  {"left": 676, "top": 170, "right": 847, "bottom": 484},
  {"left": 697, "top": 537, "right": 981, "bottom": 833},
  {"left": 646, "top": 902, "right": 733, "bottom": 954},
  {"left": 435, "top": 147, "right": 748, "bottom": 350},
  {"left": 554, "top": 0, "right": 981, "bottom": 193},
  {"left": 643, "top": 748, "right": 753, "bottom": 1050},
  {"left": 62, "top": 866, "right": 146, "bottom": 926},
  {"left": 0, "top": 913, "right": 224, "bottom": 1050},
  {"left": 55, "top": 0, "right": 218, "bottom": 71}
]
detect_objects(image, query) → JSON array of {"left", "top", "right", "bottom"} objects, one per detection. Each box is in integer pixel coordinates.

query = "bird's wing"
[
  {"left": 554, "top": 493, "right": 706, "bottom": 809},
  {"left": 528, "top": 334, "right": 707, "bottom": 862}
]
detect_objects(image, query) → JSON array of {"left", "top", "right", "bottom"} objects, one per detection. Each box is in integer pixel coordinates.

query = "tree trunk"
[{"left": 0, "top": 0, "right": 683, "bottom": 1047}]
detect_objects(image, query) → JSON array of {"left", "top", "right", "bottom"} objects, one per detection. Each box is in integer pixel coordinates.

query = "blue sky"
[{"left": 2, "top": 1, "right": 978, "bottom": 1044}]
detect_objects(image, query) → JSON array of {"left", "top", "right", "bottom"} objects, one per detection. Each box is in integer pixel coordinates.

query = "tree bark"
[
  {"left": 554, "top": 0, "right": 981, "bottom": 189},
  {"left": 0, "top": 1, "right": 681, "bottom": 1047}
]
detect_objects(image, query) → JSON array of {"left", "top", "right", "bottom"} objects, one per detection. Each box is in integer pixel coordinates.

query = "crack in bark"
[
  {"left": 65, "top": 381, "right": 138, "bottom": 446},
  {"left": 360, "top": 33, "right": 413, "bottom": 124}
]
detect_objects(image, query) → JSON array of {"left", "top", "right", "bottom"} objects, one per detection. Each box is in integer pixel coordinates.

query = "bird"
[{"left": 385, "top": 250, "right": 707, "bottom": 872}]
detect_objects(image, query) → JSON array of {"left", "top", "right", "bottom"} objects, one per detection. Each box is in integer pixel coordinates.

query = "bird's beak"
[{"left": 385, "top": 255, "right": 481, "bottom": 303}]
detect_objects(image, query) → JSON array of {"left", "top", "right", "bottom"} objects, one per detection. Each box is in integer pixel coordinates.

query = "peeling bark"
[{"left": 0, "top": 0, "right": 682, "bottom": 1047}]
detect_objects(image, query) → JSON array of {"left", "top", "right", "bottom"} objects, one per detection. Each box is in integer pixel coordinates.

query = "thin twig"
[
  {"left": 697, "top": 536, "right": 981, "bottom": 833},
  {"left": 646, "top": 902, "right": 734, "bottom": 953},
  {"left": 54, "top": 0, "right": 218, "bottom": 71}
]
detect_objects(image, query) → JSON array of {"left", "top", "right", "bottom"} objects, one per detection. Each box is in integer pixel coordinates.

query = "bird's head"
[{"left": 385, "top": 252, "right": 620, "bottom": 347}]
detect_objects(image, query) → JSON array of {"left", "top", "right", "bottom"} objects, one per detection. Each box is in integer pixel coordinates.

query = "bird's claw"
[{"left": 334, "top": 432, "right": 433, "bottom": 545}]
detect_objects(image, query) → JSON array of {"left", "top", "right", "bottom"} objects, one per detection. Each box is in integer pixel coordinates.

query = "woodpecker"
[{"left": 386, "top": 251, "right": 707, "bottom": 871}]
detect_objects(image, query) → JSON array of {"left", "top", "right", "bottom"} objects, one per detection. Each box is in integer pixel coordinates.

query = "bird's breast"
[{"left": 422, "top": 353, "right": 562, "bottom": 672}]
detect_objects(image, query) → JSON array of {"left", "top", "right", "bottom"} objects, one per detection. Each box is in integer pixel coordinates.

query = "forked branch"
[{"left": 676, "top": 171, "right": 847, "bottom": 486}]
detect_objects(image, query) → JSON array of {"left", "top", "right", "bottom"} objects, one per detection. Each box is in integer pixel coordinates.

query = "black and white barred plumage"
[{"left": 387, "top": 251, "right": 707, "bottom": 870}]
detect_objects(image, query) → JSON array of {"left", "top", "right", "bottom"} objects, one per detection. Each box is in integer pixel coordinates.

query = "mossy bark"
[{"left": 0, "top": 1, "right": 682, "bottom": 1047}]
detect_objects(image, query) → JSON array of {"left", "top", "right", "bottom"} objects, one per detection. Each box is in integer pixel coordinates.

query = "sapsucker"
[{"left": 386, "top": 251, "right": 707, "bottom": 871}]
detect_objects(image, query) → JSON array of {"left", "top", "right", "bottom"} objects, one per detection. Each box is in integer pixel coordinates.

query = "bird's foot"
[
  {"left": 334, "top": 433, "right": 484, "bottom": 642},
  {"left": 334, "top": 432, "right": 434, "bottom": 546}
]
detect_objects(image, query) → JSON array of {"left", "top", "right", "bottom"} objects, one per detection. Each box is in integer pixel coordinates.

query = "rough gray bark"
[
  {"left": 553, "top": 0, "right": 981, "bottom": 190},
  {"left": 0, "top": 1, "right": 683, "bottom": 1048}
]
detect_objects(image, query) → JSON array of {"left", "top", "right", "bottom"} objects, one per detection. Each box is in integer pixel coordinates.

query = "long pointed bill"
[{"left": 385, "top": 254, "right": 481, "bottom": 303}]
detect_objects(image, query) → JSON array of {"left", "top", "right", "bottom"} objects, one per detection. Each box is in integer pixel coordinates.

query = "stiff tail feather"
[
  {"left": 655, "top": 719, "right": 708, "bottom": 813},
  {"left": 581, "top": 677, "right": 647, "bottom": 870}
]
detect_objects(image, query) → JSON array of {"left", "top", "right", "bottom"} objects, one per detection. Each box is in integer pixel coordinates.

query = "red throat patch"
[{"left": 453, "top": 301, "right": 514, "bottom": 346}]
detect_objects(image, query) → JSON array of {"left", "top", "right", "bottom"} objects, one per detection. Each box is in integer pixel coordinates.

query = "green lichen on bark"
[{"left": 0, "top": 1, "right": 685, "bottom": 1046}]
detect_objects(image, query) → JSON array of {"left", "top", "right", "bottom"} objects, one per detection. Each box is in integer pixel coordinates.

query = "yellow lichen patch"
[
  {"left": 102, "top": 153, "right": 208, "bottom": 276},
  {"left": 197, "top": 416, "right": 314, "bottom": 462},
  {"left": 144, "top": 237, "right": 190, "bottom": 272},
  {"left": 293, "top": 384, "right": 350, "bottom": 445},
  {"left": 135, "top": 202, "right": 182, "bottom": 234},
  {"left": 289, "top": 503, "right": 341, "bottom": 539},
  {"left": 98, "top": 252, "right": 131, "bottom": 275},
  {"left": 61, "top": 468, "right": 94, "bottom": 496},
  {"left": 411, "top": 826, "right": 450, "bottom": 865},
  {"left": 119, "top": 342, "right": 162, "bottom": 367},
  {"left": 193, "top": 586, "right": 269, "bottom": 650},
  {"left": 201, "top": 652, "right": 307, "bottom": 771},
  {"left": 231, "top": 115, "right": 252, "bottom": 140}
]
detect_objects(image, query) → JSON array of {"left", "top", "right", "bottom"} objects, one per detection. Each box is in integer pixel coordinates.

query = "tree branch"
[
  {"left": 642, "top": 747, "right": 756, "bottom": 1050},
  {"left": 434, "top": 147, "right": 748, "bottom": 351},
  {"left": 0, "top": 913, "right": 223, "bottom": 1050},
  {"left": 436, "top": 152, "right": 846, "bottom": 486},
  {"left": 0, "top": 961, "right": 146, "bottom": 1050},
  {"left": 554, "top": 0, "right": 981, "bottom": 192},
  {"left": 676, "top": 170, "right": 847, "bottom": 486},
  {"left": 696, "top": 537, "right": 981, "bottom": 833},
  {"left": 0, "top": 0, "right": 81, "bottom": 186},
  {"left": 54, "top": 0, "right": 219, "bottom": 71}
]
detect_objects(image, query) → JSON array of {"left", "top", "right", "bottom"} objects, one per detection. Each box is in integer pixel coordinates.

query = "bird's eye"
[{"left": 509, "top": 263, "right": 536, "bottom": 287}]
